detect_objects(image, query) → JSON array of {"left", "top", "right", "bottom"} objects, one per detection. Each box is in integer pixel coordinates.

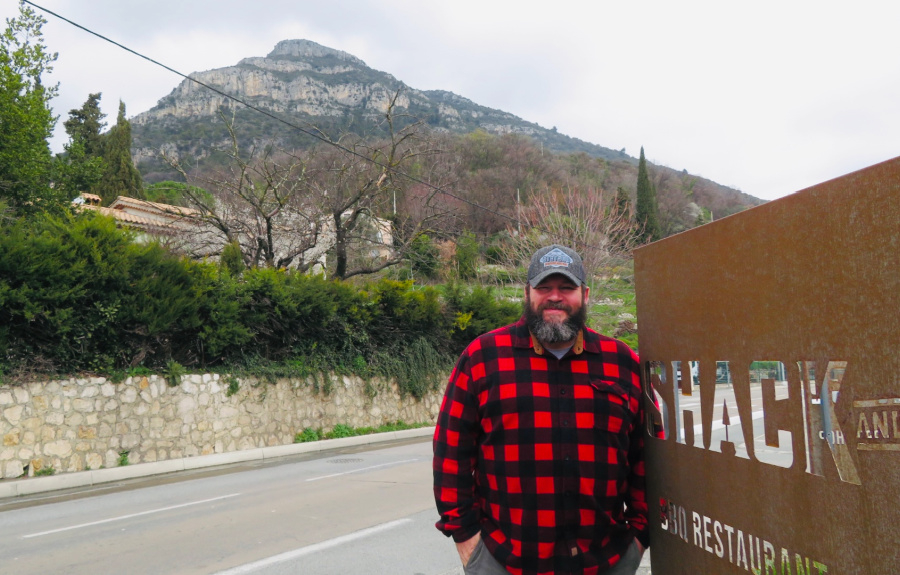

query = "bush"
[
  {"left": 0, "top": 211, "right": 206, "bottom": 371},
  {"left": 407, "top": 233, "right": 440, "bottom": 280},
  {"left": 454, "top": 232, "right": 479, "bottom": 280},
  {"left": 442, "top": 283, "right": 521, "bottom": 353},
  {"left": 0, "top": 212, "right": 522, "bottom": 390},
  {"left": 295, "top": 428, "right": 322, "bottom": 443}
]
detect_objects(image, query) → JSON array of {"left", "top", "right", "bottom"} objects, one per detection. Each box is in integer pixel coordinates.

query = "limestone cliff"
[{"left": 131, "top": 39, "right": 622, "bottom": 168}]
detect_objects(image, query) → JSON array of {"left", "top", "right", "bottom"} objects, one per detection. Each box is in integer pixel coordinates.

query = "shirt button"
[
  {"left": 563, "top": 419, "right": 569, "bottom": 426},
  {"left": 560, "top": 388, "right": 566, "bottom": 395}
]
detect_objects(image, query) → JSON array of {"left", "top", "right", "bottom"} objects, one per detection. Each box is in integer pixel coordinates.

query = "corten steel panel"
[{"left": 634, "top": 156, "right": 900, "bottom": 574}]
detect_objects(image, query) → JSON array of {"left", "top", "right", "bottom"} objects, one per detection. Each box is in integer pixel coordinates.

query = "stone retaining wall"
[{"left": 0, "top": 373, "right": 443, "bottom": 479}]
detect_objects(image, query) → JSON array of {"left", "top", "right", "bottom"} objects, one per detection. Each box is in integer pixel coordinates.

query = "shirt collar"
[{"left": 529, "top": 328, "right": 584, "bottom": 356}]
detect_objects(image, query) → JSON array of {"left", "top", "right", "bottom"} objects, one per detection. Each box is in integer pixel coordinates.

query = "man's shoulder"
[
  {"left": 583, "top": 327, "right": 639, "bottom": 361},
  {"left": 464, "top": 319, "right": 528, "bottom": 353}
]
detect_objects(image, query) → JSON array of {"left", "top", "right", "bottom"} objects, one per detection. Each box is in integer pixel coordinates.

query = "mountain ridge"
[
  {"left": 130, "top": 39, "right": 763, "bottom": 214},
  {"left": 132, "top": 39, "right": 632, "bottom": 164}
]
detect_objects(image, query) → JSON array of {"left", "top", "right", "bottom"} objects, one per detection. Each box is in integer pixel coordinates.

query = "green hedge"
[{"left": 0, "top": 212, "right": 521, "bottom": 396}]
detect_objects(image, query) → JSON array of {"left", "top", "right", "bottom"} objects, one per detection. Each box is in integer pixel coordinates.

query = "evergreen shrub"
[{"left": 0, "top": 212, "right": 524, "bottom": 397}]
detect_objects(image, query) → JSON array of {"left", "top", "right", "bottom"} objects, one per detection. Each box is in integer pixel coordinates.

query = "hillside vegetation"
[{"left": 0, "top": 9, "right": 750, "bottom": 389}]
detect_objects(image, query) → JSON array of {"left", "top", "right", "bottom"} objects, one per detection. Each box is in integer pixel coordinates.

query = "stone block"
[
  {"left": 65, "top": 413, "right": 85, "bottom": 426},
  {"left": 71, "top": 398, "right": 94, "bottom": 413},
  {"left": 163, "top": 422, "right": 181, "bottom": 438},
  {"left": 0, "top": 391, "right": 13, "bottom": 406},
  {"left": 3, "top": 430, "right": 20, "bottom": 446},
  {"left": 3, "top": 405, "right": 24, "bottom": 425},
  {"left": 121, "top": 387, "right": 138, "bottom": 404},
  {"left": 13, "top": 388, "right": 29, "bottom": 403},
  {"left": 44, "top": 440, "right": 73, "bottom": 458},
  {"left": 101, "top": 382, "right": 116, "bottom": 397},
  {"left": 122, "top": 434, "right": 141, "bottom": 449},
  {"left": 178, "top": 396, "right": 196, "bottom": 414},
  {"left": 22, "top": 417, "right": 42, "bottom": 431},
  {"left": 3, "top": 460, "right": 24, "bottom": 479},
  {"left": 86, "top": 453, "right": 102, "bottom": 470}
]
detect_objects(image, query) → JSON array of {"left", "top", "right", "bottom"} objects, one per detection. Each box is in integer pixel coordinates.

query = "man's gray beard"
[{"left": 524, "top": 297, "right": 586, "bottom": 344}]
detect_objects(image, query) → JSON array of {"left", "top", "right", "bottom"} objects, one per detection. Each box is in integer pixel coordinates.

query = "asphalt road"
[{"left": 1, "top": 437, "right": 652, "bottom": 574}]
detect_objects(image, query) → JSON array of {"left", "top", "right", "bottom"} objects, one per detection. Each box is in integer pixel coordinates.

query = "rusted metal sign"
[{"left": 635, "top": 157, "right": 900, "bottom": 574}]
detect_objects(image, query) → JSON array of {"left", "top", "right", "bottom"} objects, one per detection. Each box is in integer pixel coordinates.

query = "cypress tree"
[
  {"left": 97, "top": 100, "right": 143, "bottom": 204},
  {"left": 635, "top": 147, "right": 660, "bottom": 242},
  {"left": 63, "top": 93, "right": 106, "bottom": 157},
  {"left": 56, "top": 93, "right": 106, "bottom": 198}
]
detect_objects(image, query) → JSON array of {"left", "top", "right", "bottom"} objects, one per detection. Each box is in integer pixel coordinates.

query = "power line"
[{"left": 24, "top": 1, "right": 622, "bottom": 254}]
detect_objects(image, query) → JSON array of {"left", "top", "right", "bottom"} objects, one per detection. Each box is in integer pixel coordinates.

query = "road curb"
[{"left": 0, "top": 426, "right": 435, "bottom": 500}]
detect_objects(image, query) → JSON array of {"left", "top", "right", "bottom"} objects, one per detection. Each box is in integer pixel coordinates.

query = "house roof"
[
  {"left": 108, "top": 196, "right": 199, "bottom": 218},
  {"left": 74, "top": 194, "right": 198, "bottom": 234}
]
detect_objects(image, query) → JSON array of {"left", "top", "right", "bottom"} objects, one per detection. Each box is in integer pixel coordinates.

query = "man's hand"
[{"left": 456, "top": 533, "right": 482, "bottom": 566}]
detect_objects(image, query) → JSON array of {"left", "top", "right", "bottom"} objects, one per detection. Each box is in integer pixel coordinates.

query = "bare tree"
[
  {"left": 503, "top": 186, "right": 639, "bottom": 284},
  {"left": 304, "top": 92, "right": 450, "bottom": 280},
  {"left": 164, "top": 114, "right": 323, "bottom": 270}
]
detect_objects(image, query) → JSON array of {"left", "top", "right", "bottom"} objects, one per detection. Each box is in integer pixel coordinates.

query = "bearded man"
[{"left": 433, "top": 245, "right": 651, "bottom": 575}]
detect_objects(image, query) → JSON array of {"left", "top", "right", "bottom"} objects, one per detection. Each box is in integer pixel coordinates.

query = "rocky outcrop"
[{"left": 131, "top": 39, "right": 624, "bottom": 165}]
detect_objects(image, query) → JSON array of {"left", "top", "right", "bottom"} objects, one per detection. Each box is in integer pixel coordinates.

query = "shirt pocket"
[{"left": 576, "top": 378, "right": 636, "bottom": 442}]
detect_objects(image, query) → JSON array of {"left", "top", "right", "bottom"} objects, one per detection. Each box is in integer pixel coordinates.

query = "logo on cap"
[{"left": 540, "top": 248, "right": 573, "bottom": 269}]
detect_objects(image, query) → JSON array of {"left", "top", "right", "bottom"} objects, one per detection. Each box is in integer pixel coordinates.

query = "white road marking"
[
  {"left": 22, "top": 493, "right": 241, "bottom": 539},
  {"left": 305, "top": 458, "right": 419, "bottom": 482},
  {"left": 213, "top": 518, "right": 413, "bottom": 574},
  {"left": 693, "top": 410, "right": 765, "bottom": 434}
]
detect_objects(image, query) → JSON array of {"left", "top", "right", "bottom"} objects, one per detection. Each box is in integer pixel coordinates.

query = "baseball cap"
[{"left": 527, "top": 245, "right": 586, "bottom": 287}]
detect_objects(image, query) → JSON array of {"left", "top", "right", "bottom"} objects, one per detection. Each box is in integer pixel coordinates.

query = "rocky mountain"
[
  {"left": 134, "top": 41, "right": 629, "bottom": 168},
  {"left": 131, "top": 39, "right": 763, "bottom": 213}
]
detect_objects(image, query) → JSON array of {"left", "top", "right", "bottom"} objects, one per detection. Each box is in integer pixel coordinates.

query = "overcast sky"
[{"left": 5, "top": 0, "right": 899, "bottom": 201}]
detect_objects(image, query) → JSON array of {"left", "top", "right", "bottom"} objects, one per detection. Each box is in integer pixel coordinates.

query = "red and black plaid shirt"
[{"left": 433, "top": 317, "right": 651, "bottom": 575}]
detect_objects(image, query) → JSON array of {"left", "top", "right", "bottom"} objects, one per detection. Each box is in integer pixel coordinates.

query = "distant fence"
[{"left": 635, "top": 157, "right": 900, "bottom": 574}]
